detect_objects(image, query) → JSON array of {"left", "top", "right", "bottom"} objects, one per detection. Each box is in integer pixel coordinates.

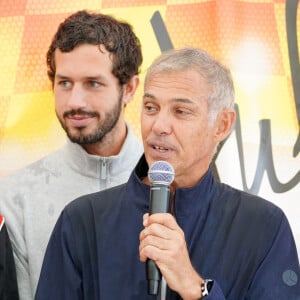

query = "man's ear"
[
  {"left": 122, "top": 75, "right": 140, "bottom": 105},
  {"left": 214, "top": 108, "right": 236, "bottom": 142}
]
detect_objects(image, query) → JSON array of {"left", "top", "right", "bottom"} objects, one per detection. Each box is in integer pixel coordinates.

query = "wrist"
[
  {"left": 177, "top": 273, "right": 213, "bottom": 300},
  {"left": 179, "top": 276, "right": 202, "bottom": 300}
]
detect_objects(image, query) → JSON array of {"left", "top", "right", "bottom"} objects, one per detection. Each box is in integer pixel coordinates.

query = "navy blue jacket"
[
  {"left": 0, "top": 215, "right": 19, "bottom": 300},
  {"left": 35, "top": 156, "right": 300, "bottom": 299}
]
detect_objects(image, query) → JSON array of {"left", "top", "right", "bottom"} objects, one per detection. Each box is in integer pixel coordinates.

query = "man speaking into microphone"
[{"left": 35, "top": 47, "right": 300, "bottom": 299}]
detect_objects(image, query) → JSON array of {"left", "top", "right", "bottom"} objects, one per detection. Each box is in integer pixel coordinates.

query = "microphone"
[{"left": 146, "top": 161, "right": 175, "bottom": 295}]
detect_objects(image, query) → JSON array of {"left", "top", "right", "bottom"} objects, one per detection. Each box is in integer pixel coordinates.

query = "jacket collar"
[
  {"left": 131, "top": 155, "right": 218, "bottom": 216},
  {"left": 63, "top": 123, "right": 143, "bottom": 179}
]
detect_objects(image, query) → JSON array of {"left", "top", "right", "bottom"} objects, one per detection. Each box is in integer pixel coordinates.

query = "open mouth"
[{"left": 153, "top": 145, "right": 168, "bottom": 152}]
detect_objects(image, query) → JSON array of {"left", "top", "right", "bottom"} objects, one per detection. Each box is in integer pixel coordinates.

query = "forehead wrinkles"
[{"left": 145, "top": 71, "right": 210, "bottom": 104}]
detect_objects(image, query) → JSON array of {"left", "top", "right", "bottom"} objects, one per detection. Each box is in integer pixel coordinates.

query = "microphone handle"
[{"left": 147, "top": 184, "right": 171, "bottom": 295}]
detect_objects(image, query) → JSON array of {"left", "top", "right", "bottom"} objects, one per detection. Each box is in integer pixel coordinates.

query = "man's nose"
[
  {"left": 67, "top": 84, "right": 87, "bottom": 109},
  {"left": 152, "top": 110, "right": 172, "bottom": 136}
]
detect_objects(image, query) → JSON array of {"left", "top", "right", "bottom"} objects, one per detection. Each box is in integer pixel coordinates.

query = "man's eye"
[
  {"left": 144, "top": 104, "right": 157, "bottom": 113},
  {"left": 89, "top": 81, "right": 101, "bottom": 88},
  {"left": 58, "top": 80, "right": 71, "bottom": 88},
  {"left": 176, "top": 109, "right": 188, "bottom": 115},
  {"left": 175, "top": 107, "right": 193, "bottom": 117}
]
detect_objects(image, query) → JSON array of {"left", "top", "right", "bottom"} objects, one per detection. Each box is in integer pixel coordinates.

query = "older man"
[{"left": 35, "top": 47, "right": 299, "bottom": 299}]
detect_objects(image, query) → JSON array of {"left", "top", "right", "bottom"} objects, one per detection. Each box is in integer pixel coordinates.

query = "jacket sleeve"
[
  {"left": 203, "top": 211, "right": 300, "bottom": 299},
  {"left": 0, "top": 216, "right": 19, "bottom": 300},
  {"left": 35, "top": 211, "right": 82, "bottom": 300},
  {"left": 245, "top": 212, "right": 300, "bottom": 298}
]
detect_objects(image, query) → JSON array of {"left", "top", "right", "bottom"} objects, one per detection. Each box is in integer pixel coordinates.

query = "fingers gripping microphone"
[{"left": 146, "top": 161, "right": 175, "bottom": 295}]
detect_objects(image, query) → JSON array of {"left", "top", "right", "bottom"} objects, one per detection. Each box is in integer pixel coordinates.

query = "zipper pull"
[{"left": 100, "top": 159, "right": 107, "bottom": 180}]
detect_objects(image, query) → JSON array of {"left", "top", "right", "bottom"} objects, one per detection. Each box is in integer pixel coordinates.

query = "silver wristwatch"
[{"left": 200, "top": 279, "right": 213, "bottom": 299}]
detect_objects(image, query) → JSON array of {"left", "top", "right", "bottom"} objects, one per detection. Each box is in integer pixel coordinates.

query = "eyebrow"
[
  {"left": 55, "top": 74, "right": 68, "bottom": 79},
  {"left": 143, "top": 92, "right": 155, "bottom": 99},
  {"left": 143, "top": 92, "right": 195, "bottom": 105},
  {"left": 55, "top": 74, "right": 106, "bottom": 81}
]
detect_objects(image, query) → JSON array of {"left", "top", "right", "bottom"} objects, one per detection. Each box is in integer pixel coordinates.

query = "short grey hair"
[{"left": 144, "top": 47, "right": 235, "bottom": 125}]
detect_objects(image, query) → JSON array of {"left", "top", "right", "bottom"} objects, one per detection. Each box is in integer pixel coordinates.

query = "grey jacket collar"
[{"left": 63, "top": 123, "right": 143, "bottom": 181}]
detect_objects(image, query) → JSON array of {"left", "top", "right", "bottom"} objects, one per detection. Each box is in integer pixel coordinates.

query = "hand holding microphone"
[
  {"left": 144, "top": 161, "right": 175, "bottom": 295},
  {"left": 139, "top": 161, "right": 203, "bottom": 299}
]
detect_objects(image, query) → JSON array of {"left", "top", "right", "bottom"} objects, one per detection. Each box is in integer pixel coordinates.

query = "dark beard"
[{"left": 58, "top": 92, "right": 123, "bottom": 145}]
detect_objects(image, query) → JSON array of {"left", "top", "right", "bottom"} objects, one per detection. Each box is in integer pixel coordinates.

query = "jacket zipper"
[
  {"left": 99, "top": 158, "right": 108, "bottom": 188},
  {"left": 101, "top": 158, "right": 107, "bottom": 179}
]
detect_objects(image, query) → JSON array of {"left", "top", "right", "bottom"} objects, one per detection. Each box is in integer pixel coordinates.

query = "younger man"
[{"left": 0, "top": 10, "right": 143, "bottom": 299}]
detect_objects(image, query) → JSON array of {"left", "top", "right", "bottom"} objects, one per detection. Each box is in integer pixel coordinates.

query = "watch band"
[{"left": 200, "top": 279, "right": 213, "bottom": 299}]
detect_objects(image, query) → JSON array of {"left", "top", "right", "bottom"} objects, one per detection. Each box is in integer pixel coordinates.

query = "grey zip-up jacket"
[{"left": 0, "top": 124, "right": 143, "bottom": 300}]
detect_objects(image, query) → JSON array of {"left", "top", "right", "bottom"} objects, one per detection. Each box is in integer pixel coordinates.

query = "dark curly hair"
[{"left": 46, "top": 10, "right": 143, "bottom": 86}]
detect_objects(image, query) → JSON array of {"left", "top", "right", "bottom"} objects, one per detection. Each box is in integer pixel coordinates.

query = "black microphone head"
[{"left": 148, "top": 161, "right": 175, "bottom": 185}]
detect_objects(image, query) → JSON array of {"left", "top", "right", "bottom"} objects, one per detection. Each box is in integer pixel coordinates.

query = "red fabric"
[{"left": 0, "top": 214, "right": 4, "bottom": 231}]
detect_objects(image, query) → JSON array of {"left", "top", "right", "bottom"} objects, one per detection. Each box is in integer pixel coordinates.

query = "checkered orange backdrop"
[{"left": 0, "top": 0, "right": 299, "bottom": 251}]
